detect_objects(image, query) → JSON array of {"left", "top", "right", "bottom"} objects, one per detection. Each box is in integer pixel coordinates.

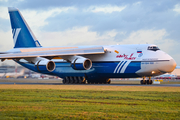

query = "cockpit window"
[{"left": 147, "top": 46, "right": 160, "bottom": 51}]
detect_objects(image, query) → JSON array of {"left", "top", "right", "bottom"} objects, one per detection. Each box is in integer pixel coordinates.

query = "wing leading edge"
[{"left": 0, "top": 46, "right": 105, "bottom": 59}]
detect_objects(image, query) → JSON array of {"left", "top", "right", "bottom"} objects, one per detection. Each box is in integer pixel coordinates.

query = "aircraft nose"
[{"left": 158, "top": 59, "right": 177, "bottom": 73}]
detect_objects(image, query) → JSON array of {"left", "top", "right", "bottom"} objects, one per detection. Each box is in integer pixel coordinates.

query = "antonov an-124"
[{"left": 0, "top": 7, "right": 177, "bottom": 84}]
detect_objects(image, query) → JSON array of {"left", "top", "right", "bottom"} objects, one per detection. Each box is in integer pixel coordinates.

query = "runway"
[
  {"left": 0, "top": 78, "right": 179, "bottom": 87},
  {"left": 0, "top": 82, "right": 180, "bottom": 87}
]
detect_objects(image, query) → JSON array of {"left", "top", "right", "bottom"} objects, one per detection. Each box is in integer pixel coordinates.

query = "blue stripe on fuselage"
[
  {"left": 92, "top": 61, "right": 141, "bottom": 74},
  {"left": 124, "top": 61, "right": 141, "bottom": 73},
  {"left": 118, "top": 61, "right": 127, "bottom": 73}
]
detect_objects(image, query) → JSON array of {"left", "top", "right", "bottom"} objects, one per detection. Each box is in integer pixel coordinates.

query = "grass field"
[{"left": 0, "top": 85, "right": 179, "bottom": 119}]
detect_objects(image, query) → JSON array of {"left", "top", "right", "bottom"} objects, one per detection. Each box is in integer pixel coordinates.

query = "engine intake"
[
  {"left": 35, "top": 59, "right": 55, "bottom": 72},
  {"left": 71, "top": 57, "right": 92, "bottom": 70}
]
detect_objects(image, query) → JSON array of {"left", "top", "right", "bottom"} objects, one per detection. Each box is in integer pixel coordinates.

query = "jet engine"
[
  {"left": 35, "top": 59, "right": 56, "bottom": 72},
  {"left": 71, "top": 57, "right": 92, "bottom": 70}
]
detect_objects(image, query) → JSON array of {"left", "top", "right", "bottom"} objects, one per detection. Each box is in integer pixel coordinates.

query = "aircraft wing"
[{"left": 0, "top": 46, "right": 105, "bottom": 59}]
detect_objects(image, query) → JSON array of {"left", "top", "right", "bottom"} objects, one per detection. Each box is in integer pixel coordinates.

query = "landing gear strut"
[
  {"left": 140, "top": 76, "right": 146, "bottom": 84},
  {"left": 106, "top": 79, "right": 111, "bottom": 84}
]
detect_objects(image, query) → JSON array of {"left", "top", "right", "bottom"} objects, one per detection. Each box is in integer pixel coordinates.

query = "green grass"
[{"left": 0, "top": 88, "right": 179, "bottom": 119}]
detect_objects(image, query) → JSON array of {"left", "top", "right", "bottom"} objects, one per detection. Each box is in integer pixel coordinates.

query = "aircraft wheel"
[
  {"left": 149, "top": 80, "right": 153, "bottom": 84},
  {"left": 144, "top": 80, "right": 147, "bottom": 84},
  {"left": 140, "top": 80, "right": 143, "bottom": 84},
  {"left": 65, "top": 77, "right": 70, "bottom": 84},
  {"left": 147, "top": 80, "right": 152, "bottom": 85},
  {"left": 147, "top": 80, "right": 150, "bottom": 84},
  {"left": 62, "top": 79, "right": 66, "bottom": 84},
  {"left": 74, "top": 77, "right": 78, "bottom": 84},
  {"left": 78, "top": 77, "right": 82, "bottom": 84},
  {"left": 69, "top": 77, "right": 74, "bottom": 84},
  {"left": 140, "top": 80, "right": 146, "bottom": 84}
]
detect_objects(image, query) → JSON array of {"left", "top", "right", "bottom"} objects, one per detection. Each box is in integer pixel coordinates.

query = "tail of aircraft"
[{"left": 8, "top": 7, "right": 41, "bottom": 48}]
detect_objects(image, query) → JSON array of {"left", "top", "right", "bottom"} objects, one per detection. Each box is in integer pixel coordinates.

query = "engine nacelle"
[
  {"left": 35, "top": 59, "right": 56, "bottom": 72},
  {"left": 71, "top": 57, "right": 92, "bottom": 70}
]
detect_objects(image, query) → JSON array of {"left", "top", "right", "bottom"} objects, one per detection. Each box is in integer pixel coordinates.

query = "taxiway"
[{"left": 0, "top": 78, "right": 179, "bottom": 87}]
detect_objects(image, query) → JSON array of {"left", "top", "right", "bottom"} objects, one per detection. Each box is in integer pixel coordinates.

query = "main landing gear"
[
  {"left": 87, "top": 78, "right": 111, "bottom": 84},
  {"left": 140, "top": 76, "right": 153, "bottom": 85},
  {"left": 62, "top": 77, "right": 111, "bottom": 84},
  {"left": 63, "top": 76, "right": 86, "bottom": 84}
]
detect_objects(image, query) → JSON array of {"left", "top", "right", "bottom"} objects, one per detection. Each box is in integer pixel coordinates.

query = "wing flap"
[{"left": 0, "top": 46, "right": 105, "bottom": 59}]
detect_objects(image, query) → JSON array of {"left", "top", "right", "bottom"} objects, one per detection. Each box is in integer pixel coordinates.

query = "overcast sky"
[{"left": 0, "top": 0, "right": 180, "bottom": 65}]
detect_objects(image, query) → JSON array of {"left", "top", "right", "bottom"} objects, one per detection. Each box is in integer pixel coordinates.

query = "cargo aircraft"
[{"left": 0, "top": 7, "right": 177, "bottom": 84}]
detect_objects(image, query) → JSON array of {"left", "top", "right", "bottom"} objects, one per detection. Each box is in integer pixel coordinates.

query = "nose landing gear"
[
  {"left": 140, "top": 76, "right": 153, "bottom": 85},
  {"left": 140, "top": 76, "right": 146, "bottom": 84}
]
